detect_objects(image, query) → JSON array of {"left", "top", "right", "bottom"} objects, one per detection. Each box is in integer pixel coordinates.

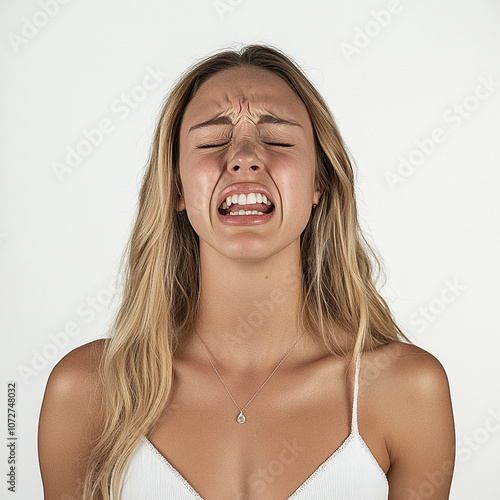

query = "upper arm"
[
  {"left": 383, "top": 346, "right": 456, "bottom": 499},
  {"left": 38, "top": 339, "right": 106, "bottom": 500}
]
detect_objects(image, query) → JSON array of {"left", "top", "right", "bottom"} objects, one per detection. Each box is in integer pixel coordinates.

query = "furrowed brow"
[
  {"left": 257, "top": 115, "right": 302, "bottom": 128},
  {"left": 189, "top": 116, "right": 233, "bottom": 132},
  {"left": 188, "top": 114, "right": 302, "bottom": 133}
]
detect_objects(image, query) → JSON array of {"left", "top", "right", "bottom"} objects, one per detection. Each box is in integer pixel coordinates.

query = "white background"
[{"left": 1, "top": 0, "right": 499, "bottom": 498}]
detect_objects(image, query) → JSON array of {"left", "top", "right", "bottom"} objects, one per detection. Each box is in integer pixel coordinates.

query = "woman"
[{"left": 38, "top": 45, "right": 455, "bottom": 499}]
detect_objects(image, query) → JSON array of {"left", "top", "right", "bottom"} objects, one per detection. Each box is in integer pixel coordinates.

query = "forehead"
[{"left": 181, "top": 66, "right": 311, "bottom": 127}]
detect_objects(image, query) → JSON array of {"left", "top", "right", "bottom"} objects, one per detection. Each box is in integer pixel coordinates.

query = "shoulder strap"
[{"left": 350, "top": 352, "right": 361, "bottom": 435}]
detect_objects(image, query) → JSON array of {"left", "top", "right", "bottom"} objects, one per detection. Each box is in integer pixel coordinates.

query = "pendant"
[{"left": 236, "top": 411, "right": 246, "bottom": 424}]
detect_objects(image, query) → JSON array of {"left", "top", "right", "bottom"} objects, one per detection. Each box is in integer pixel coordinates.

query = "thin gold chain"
[{"left": 194, "top": 327, "right": 306, "bottom": 417}]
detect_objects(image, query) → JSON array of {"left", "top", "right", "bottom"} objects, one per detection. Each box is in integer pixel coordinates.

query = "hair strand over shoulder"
[{"left": 82, "top": 44, "right": 410, "bottom": 500}]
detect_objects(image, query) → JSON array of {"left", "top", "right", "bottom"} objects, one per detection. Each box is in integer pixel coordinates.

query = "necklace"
[{"left": 194, "top": 328, "right": 306, "bottom": 424}]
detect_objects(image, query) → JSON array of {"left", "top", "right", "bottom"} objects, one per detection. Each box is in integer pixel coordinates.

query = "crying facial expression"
[{"left": 177, "top": 65, "right": 321, "bottom": 259}]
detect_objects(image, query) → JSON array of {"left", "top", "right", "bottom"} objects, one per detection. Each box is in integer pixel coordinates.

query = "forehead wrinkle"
[
  {"left": 188, "top": 89, "right": 306, "bottom": 133},
  {"left": 219, "top": 97, "right": 300, "bottom": 127},
  {"left": 220, "top": 96, "right": 259, "bottom": 125},
  {"left": 185, "top": 66, "right": 311, "bottom": 129}
]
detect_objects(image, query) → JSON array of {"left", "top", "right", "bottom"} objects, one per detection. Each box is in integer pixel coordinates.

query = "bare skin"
[
  {"left": 38, "top": 339, "right": 455, "bottom": 499},
  {"left": 38, "top": 67, "right": 455, "bottom": 499}
]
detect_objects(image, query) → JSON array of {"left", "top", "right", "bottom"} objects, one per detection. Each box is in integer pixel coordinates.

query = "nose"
[{"left": 227, "top": 137, "right": 263, "bottom": 173}]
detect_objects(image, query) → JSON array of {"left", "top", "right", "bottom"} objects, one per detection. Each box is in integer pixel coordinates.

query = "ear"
[
  {"left": 176, "top": 197, "right": 186, "bottom": 211},
  {"left": 176, "top": 189, "right": 186, "bottom": 211},
  {"left": 313, "top": 187, "right": 322, "bottom": 206}
]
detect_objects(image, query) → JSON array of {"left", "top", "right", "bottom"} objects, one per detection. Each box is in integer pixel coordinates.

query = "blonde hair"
[{"left": 83, "top": 44, "right": 409, "bottom": 499}]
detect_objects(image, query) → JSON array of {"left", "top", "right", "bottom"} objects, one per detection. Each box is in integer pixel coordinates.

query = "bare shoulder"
[
  {"left": 41, "top": 338, "right": 107, "bottom": 417},
  {"left": 38, "top": 339, "right": 108, "bottom": 499},
  {"left": 361, "top": 341, "right": 451, "bottom": 391},
  {"left": 361, "top": 341, "right": 453, "bottom": 428},
  {"left": 46, "top": 338, "right": 106, "bottom": 387},
  {"left": 362, "top": 342, "right": 455, "bottom": 498},
  {"left": 49, "top": 339, "right": 106, "bottom": 382}
]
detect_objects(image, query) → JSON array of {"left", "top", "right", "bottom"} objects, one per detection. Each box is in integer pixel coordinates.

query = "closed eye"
[
  {"left": 264, "top": 142, "right": 294, "bottom": 147},
  {"left": 197, "top": 142, "right": 230, "bottom": 149},
  {"left": 197, "top": 141, "right": 294, "bottom": 149}
]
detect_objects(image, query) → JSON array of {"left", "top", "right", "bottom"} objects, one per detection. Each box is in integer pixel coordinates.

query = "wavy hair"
[{"left": 82, "top": 44, "right": 409, "bottom": 499}]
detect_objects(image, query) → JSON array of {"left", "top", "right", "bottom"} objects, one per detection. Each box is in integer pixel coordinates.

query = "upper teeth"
[{"left": 221, "top": 192, "right": 272, "bottom": 209}]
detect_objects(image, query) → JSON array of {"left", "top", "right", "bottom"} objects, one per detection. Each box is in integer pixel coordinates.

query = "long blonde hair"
[{"left": 83, "top": 44, "right": 409, "bottom": 499}]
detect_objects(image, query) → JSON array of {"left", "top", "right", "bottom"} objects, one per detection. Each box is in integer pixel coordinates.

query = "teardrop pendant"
[{"left": 236, "top": 411, "right": 246, "bottom": 424}]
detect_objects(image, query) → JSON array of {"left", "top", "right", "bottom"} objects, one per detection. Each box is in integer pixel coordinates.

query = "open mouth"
[
  {"left": 219, "top": 193, "right": 274, "bottom": 216},
  {"left": 218, "top": 202, "right": 275, "bottom": 216}
]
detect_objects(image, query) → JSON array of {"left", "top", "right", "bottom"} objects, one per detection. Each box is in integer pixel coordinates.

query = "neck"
[{"left": 182, "top": 240, "right": 326, "bottom": 374}]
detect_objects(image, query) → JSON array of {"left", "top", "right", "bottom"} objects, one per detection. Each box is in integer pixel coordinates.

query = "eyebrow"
[{"left": 188, "top": 114, "right": 302, "bottom": 132}]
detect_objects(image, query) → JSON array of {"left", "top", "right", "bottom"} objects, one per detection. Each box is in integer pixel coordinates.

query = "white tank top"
[{"left": 112, "top": 354, "right": 389, "bottom": 499}]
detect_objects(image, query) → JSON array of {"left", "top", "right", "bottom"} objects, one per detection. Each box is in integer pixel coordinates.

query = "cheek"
[
  {"left": 180, "top": 155, "right": 222, "bottom": 217},
  {"left": 270, "top": 151, "right": 316, "bottom": 201}
]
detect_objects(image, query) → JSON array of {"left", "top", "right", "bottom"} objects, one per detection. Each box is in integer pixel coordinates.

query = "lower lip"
[{"left": 217, "top": 209, "right": 275, "bottom": 225}]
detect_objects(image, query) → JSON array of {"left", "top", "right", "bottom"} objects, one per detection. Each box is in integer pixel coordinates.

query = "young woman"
[{"left": 38, "top": 45, "right": 455, "bottom": 500}]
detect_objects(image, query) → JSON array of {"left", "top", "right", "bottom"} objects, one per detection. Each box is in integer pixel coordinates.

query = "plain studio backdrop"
[{"left": 1, "top": 1, "right": 499, "bottom": 498}]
